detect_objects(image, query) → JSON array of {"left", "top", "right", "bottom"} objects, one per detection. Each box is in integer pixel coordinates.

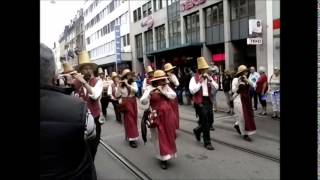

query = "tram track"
[
  {"left": 99, "top": 139, "right": 152, "bottom": 180},
  {"left": 104, "top": 106, "right": 280, "bottom": 165}
]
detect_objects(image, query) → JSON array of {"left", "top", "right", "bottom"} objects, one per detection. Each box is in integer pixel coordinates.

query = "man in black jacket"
[{"left": 40, "top": 43, "right": 97, "bottom": 180}]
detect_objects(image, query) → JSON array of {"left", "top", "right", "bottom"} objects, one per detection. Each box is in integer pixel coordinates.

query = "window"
[
  {"left": 205, "top": 7, "right": 212, "bottom": 27},
  {"left": 147, "top": 1, "right": 152, "bottom": 15},
  {"left": 153, "top": 0, "right": 157, "bottom": 12},
  {"left": 239, "top": 0, "right": 248, "bottom": 18},
  {"left": 109, "top": 0, "right": 115, "bottom": 12},
  {"left": 138, "top": 8, "right": 142, "bottom": 20},
  {"left": 248, "top": 0, "right": 255, "bottom": 16},
  {"left": 127, "top": 34, "right": 130, "bottom": 45},
  {"left": 156, "top": 25, "right": 166, "bottom": 50},
  {"left": 212, "top": 6, "right": 218, "bottom": 25},
  {"left": 135, "top": 34, "right": 143, "bottom": 58},
  {"left": 230, "top": 0, "right": 254, "bottom": 20},
  {"left": 143, "top": 3, "right": 147, "bottom": 17},
  {"left": 145, "top": 30, "right": 153, "bottom": 53},
  {"left": 159, "top": 0, "right": 162, "bottom": 9},
  {"left": 134, "top": 10, "right": 137, "bottom": 22},
  {"left": 185, "top": 11, "right": 200, "bottom": 43},
  {"left": 231, "top": 0, "right": 239, "bottom": 20},
  {"left": 218, "top": 3, "right": 224, "bottom": 23},
  {"left": 87, "top": 37, "right": 90, "bottom": 45}
]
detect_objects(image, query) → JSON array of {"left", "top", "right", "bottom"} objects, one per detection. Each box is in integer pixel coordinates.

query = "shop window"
[
  {"left": 212, "top": 6, "right": 218, "bottom": 25},
  {"left": 205, "top": 7, "right": 212, "bottom": 27}
]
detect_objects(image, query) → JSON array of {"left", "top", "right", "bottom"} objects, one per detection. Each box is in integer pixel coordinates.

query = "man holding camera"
[{"left": 189, "top": 57, "right": 219, "bottom": 150}]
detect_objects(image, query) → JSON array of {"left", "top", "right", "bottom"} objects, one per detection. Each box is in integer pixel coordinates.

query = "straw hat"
[
  {"left": 258, "top": 66, "right": 266, "bottom": 73},
  {"left": 197, "top": 57, "right": 209, "bottom": 70},
  {"left": 150, "top": 70, "right": 168, "bottom": 82},
  {"left": 98, "top": 67, "right": 104, "bottom": 74},
  {"left": 76, "top": 51, "right": 98, "bottom": 71},
  {"left": 121, "top": 68, "right": 131, "bottom": 77},
  {"left": 111, "top": 72, "right": 119, "bottom": 79},
  {"left": 235, "top": 65, "right": 248, "bottom": 76},
  {"left": 62, "top": 63, "right": 77, "bottom": 75},
  {"left": 145, "top": 65, "right": 154, "bottom": 73},
  {"left": 163, "top": 63, "right": 176, "bottom": 72}
]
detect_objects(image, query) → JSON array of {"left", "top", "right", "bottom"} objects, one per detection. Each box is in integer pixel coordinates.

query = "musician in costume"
[
  {"left": 189, "top": 57, "right": 218, "bottom": 150},
  {"left": 115, "top": 69, "right": 139, "bottom": 148},
  {"left": 163, "top": 63, "right": 180, "bottom": 129},
  {"left": 107, "top": 72, "right": 121, "bottom": 123},
  {"left": 142, "top": 65, "right": 154, "bottom": 93},
  {"left": 140, "top": 70, "right": 177, "bottom": 169},
  {"left": 232, "top": 65, "right": 256, "bottom": 142},
  {"left": 72, "top": 51, "right": 103, "bottom": 160}
]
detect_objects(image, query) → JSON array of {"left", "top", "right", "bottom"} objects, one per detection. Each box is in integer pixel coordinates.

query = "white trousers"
[{"left": 271, "top": 91, "right": 280, "bottom": 112}]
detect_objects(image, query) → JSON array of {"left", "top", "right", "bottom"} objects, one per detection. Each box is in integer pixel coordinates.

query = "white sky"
[{"left": 40, "top": 0, "right": 86, "bottom": 49}]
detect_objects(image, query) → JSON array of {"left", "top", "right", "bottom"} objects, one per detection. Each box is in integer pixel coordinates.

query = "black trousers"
[
  {"left": 88, "top": 116, "right": 101, "bottom": 161},
  {"left": 250, "top": 88, "right": 258, "bottom": 109},
  {"left": 194, "top": 97, "right": 213, "bottom": 145},
  {"left": 110, "top": 100, "right": 121, "bottom": 122},
  {"left": 100, "top": 96, "right": 109, "bottom": 117}
]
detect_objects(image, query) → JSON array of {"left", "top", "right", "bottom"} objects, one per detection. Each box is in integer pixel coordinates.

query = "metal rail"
[{"left": 99, "top": 140, "right": 152, "bottom": 180}]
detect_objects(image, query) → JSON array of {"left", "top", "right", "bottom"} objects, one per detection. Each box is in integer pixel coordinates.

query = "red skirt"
[
  {"left": 121, "top": 97, "right": 139, "bottom": 140},
  {"left": 169, "top": 98, "right": 179, "bottom": 129}
]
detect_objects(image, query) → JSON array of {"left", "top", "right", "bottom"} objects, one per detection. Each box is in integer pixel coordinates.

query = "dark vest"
[
  {"left": 40, "top": 86, "right": 97, "bottom": 180},
  {"left": 192, "top": 73, "right": 213, "bottom": 105},
  {"left": 74, "top": 78, "right": 101, "bottom": 118}
]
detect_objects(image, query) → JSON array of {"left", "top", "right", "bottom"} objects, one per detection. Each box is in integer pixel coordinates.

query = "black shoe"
[
  {"left": 204, "top": 144, "right": 215, "bottom": 150},
  {"left": 210, "top": 126, "right": 215, "bottom": 131},
  {"left": 160, "top": 161, "right": 168, "bottom": 169},
  {"left": 243, "top": 135, "right": 252, "bottom": 142},
  {"left": 234, "top": 124, "right": 241, "bottom": 135},
  {"left": 129, "top": 141, "right": 137, "bottom": 148},
  {"left": 193, "top": 129, "right": 201, "bottom": 142}
]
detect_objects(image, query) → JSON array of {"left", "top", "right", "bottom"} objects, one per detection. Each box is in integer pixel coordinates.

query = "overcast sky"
[{"left": 40, "top": 0, "right": 86, "bottom": 49}]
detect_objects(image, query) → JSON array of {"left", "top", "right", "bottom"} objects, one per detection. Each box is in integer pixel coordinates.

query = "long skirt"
[
  {"left": 150, "top": 103, "right": 177, "bottom": 161},
  {"left": 169, "top": 98, "right": 179, "bottom": 129},
  {"left": 121, "top": 97, "right": 139, "bottom": 141},
  {"left": 234, "top": 96, "right": 256, "bottom": 136}
]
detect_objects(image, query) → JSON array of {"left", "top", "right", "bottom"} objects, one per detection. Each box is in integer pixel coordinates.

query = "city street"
[{"left": 95, "top": 92, "right": 280, "bottom": 180}]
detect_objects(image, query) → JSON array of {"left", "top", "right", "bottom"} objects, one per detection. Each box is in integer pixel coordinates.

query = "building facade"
[
  {"left": 130, "top": 0, "right": 280, "bottom": 79},
  {"left": 58, "top": 9, "right": 86, "bottom": 69},
  {"left": 83, "top": 0, "right": 131, "bottom": 74}
]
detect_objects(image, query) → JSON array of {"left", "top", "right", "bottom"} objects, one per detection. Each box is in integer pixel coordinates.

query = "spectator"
[
  {"left": 268, "top": 67, "right": 280, "bottom": 119},
  {"left": 256, "top": 66, "right": 268, "bottom": 115},
  {"left": 248, "top": 66, "right": 260, "bottom": 110},
  {"left": 222, "top": 69, "right": 234, "bottom": 115},
  {"left": 40, "top": 43, "right": 97, "bottom": 179}
]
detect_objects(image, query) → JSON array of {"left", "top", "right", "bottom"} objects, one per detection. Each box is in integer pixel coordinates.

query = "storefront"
[{"left": 147, "top": 43, "right": 202, "bottom": 73}]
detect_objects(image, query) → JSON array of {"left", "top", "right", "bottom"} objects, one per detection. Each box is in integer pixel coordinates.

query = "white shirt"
[
  {"left": 168, "top": 73, "right": 179, "bottom": 87},
  {"left": 140, "top": 85, "right": 177, "bottom": 105},
  {"left": 142, "top": 78, "right": 151, "bottom": 93},
  {"left": 79, "top": 79, "right": 103, "bottom": 100},
  {"left": 84, "top": 110, "right": 96, "bottom": 140},
  {"left": 107, "top": 81, "right": 118, "bottom": 99},
  {"left": 115, "top": 81, "right": 138, "bottom": 98},
  {"left": 249, "top": 72, "right": 260, "bottom": 89},
  {"left": 189, "top": 75, "right": 218, "bottom": 96}
]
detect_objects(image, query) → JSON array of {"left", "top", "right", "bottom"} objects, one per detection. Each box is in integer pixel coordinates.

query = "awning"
[{"left": 146, "top": 42, "right": 203, "bottom": 56}]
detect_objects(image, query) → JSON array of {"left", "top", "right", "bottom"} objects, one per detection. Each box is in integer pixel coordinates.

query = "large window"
[
  {"left": 143, "top": 1, "right": 152, "bottom": 18},
  {"left": 167, "top": 0, "right": 180, "bottom": 47},
  {"left": 185, "top": 11, "right": 200, "bottom": 43},
  {"left": 145, "top": 30, "right": 153, "bottom": 53},
  {"left": 205, "top": 3, "right": 224, "bottom": 27},
  {"left": 134, "top": 7, "right": 142, "bottom": 22},
  {"left": 230, "top": 0, "right": 255, "bottom": 20},
  {"left": 156, "top": 25, "right": 166, "bottom": 50},
  {"left": 135, "top": 34, "right": 143, "bottom": 58}
]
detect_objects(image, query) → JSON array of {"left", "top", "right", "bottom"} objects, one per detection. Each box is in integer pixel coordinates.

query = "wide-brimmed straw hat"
[
  {"left": 76, "top": 51, "right": 98, "bottom": 72},
  {"left": 111, "top": 72, "right": 119, "bottom": 79},
  {"left": 163, "top": 63, "right": 176, "bottom": 72},
  {"left": 145, "top": 65, "right": 154, "bottom": 73},
  {"left": 121, "top": 68, "right": 131, "bottom": 78},
  {"left": 235, "top": 65, "right": 248, "bottom": 76},
  {"left": 62, "top": 63, "right": 77, "bottom": 75},
  {"left": 150, "top": 70, "right": 168, "bottom": 82},
  {"left": 197, "top": 57, "right": 210, "bottom": 70}
]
